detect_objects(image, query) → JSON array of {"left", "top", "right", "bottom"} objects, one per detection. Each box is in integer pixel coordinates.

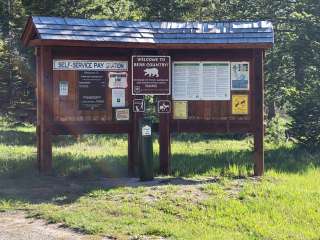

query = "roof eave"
[
  {"left": 21, "top": 16, "right": 38, "bottom": 47},
  {"left": 29, "top": 39, "right": 273, "bottom": 50}
]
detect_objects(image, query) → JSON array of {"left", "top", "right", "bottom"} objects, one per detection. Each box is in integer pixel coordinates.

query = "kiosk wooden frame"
[{"left": 21, "top": 16, "right": 273, "bottom": 176}]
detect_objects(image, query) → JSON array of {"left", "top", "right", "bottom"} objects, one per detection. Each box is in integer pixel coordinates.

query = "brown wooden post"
[
  {"left": 129, "top": 98, "right": 143, "bottom": 176},
  {"left": 128, "top": 131, "right": 134, "bottom": 176},
  {"left": 159, "top": 95, "right": 171, "bottom": 174},
  {"left": 129, "top": 49, "right": 143, "bottom": 176},
  {"left": 37, "top": 46, "right": 53, "bottom": 174},
  {"left": 157, "top": 50, "right": 171, "bottom": 175},
  {"left": 127, "top": 54, "right": 134, "bottom": 177},
  {"left": 253, "top": 49, "right": 264, "bottom": 176}
]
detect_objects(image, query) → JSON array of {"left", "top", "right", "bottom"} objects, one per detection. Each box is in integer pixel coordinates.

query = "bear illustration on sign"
[{"left": 144, "top": 68, "right": 159, "bottom": 77}]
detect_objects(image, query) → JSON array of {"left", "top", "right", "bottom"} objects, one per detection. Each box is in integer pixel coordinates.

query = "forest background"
[{"left": 0, "top": 0, "right": 319, "bottom": 146}]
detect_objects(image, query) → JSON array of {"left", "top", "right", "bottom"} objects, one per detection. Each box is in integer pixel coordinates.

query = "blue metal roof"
[{"left": 29, "top": 16, "right": 274, "bottom": 45}]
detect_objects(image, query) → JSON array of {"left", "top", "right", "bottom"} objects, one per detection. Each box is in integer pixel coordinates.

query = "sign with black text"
[
  {"left": 132, "top": 56, "right": 170, "bottom": 95},
  {"left": 108, "top": 72, "right": 128, "bottom": 88},
  {"left": 53, "top": 60, "right": 128, "bottom": 71},
  {"left": 115, "top": 108, "right": 130, "bottom": 121}
]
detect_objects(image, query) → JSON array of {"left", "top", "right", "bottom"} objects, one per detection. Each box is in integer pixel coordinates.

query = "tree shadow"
[
  {"left": 0, "top": 152, "right": 128, "bottom": 205},
  {"left": 171, "top": 132, "right": 249, "bottom": 142},
  {"left": 170, "top": 144, "right": 320, "bottom": 177},
  {"left": 0, "top": 129, "right": 128, "bottom": 147},
  {"left": 0, "top": 130, "right": 36, "bottom": 146},
  {"left": 0, "top": 125, "right": 320, "bottom": 208},
  {"left": 52, "top": 134, "right": 128, "bottom": 147}
]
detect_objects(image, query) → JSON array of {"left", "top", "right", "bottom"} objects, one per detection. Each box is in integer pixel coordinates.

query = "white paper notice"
[
  {"left": 231, "top": 62, "right": 249, "bottom": 90},
  {"left": 108, "top": 72, "right": 128, "bottom": 88},
  {"left": 112, "top": 89, "right": 125, "bottom": 108},
  {"left": 173, "top": 63, "right": 200, "bottom": 100},
  {"left": 173, "top": 62, "right": 230, "bottom": 100},
  {"left": 202, "top": 63, "right": 230, "bottom": 100}
]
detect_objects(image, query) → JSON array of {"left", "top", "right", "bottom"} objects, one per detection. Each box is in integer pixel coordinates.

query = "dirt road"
[{"left": 0, "top": 211, "right": 100, "bottom": 240}]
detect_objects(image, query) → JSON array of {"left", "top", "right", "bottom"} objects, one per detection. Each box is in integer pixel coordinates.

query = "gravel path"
[
  {"left": 0, "top": 211, "right": 98, "bottom": 240},
  {"left": 0, "top": 177, "right": 222, "bottom": 240}
]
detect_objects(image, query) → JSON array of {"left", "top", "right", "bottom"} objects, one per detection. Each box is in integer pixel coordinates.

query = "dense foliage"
[
  {"left": 288, "top": 82, "right": 320, "bottom": 148},
  {"left": 0, "top": 0, "right": 319, "bottom": 145}
]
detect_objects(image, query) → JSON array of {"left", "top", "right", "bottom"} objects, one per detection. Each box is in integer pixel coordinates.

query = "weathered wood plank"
[
  {"left": 171, "top": 120, "right": 252, "bottom": 133},
  {"left": 159, "top": 95, "right": 171, "bottom": 174},
  {"left": 52, "top": 122, "right": 130, "bottom": 135},
  {"left": 38, "top": 46, "right": 53, "bottom": 174},
  {"left": 253, "top": 49, "right": 264, "bottom": 176},
  {"left": 29, "top": 39, "right": 273, "bottom": 49}
]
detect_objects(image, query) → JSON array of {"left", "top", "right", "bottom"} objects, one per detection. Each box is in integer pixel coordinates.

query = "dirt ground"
[
  {"left": 0, "top": 177, "right": 223, "bottom": 240},
  {"left": 0, "top": 211, "right": 106, "bottom": 240}
]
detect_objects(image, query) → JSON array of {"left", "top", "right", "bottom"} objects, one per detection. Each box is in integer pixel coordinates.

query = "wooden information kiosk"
[{"left": 21, "top": 16, "right": 273, "bottom": 176}]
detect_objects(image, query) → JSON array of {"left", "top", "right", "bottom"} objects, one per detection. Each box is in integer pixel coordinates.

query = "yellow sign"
[
  {"left": 173, "top": 101, "right": 188, "bottom": 119},
  {"left": 232, "top": 95, "right": 249, "bottom": 115}
]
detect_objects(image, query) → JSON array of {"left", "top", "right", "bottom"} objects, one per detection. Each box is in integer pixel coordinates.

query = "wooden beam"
[
  {"left": 128, "top": 130, "right": 135, "bottom": 177},
  {"left": 127, "top": 55, "right": 135, "bottom": 177},
  {"left": 20, "top": 16, "right": 36, "bottom": 47},
  {"left": 159, "top": 96, "right": 171, "bottom": 174},
  {"left": 170, "top": 120, "right": 253, "bottom": 133},
  {"left": 52, "top": 122, "right": 130, "bottom": 135},
  {"left": 130, "top": 97, "right": 144, "bottom": 177},
  {"left": 37, "top": 46, "right": 53, "bottom": 174},
  {"left": 253, "top": 49, "right": 264, "bottom": 176},
  {"left": 29, "top": 39, "right": 273, "bottom": 50}
]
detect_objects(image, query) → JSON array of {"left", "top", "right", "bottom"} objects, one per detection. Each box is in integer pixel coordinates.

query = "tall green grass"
[{"left": 0, "top": 117, "right": 320, "bottom": 239}]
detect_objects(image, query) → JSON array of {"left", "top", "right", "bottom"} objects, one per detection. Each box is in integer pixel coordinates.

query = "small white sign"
[
  {"left": 115, "top": 108, "right": 129, "bottom": 121},
  {"left": 158, "top": 100, "right": 171, "bottom": 113},
  {"left": 112, "top": 89, "right": 126, "bottom": 108},
  {"left": 59, "top": 80, "right": 68, "bottom": 96},
  {"left": 231, "top": 62, "right": 250, "bottom": 90},
  {"left": 133, "top": 99, "right": 145, "bottom": 112},
  {"left": 53, "top": 60, "right": 128, "bottom": 71},
  {"left": 108, "top": 72, "right": 128, "bottom": 88},
  {"left": 142, "top": 125, "right": 152, "bottom": 136}
]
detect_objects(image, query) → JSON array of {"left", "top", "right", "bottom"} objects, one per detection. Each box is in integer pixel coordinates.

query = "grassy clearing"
[{"left": 0, "top": 118, "right": 320, "bottom": 239}]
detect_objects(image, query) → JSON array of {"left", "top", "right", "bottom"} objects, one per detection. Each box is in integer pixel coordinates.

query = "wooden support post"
[
  {"left": 128, "top": 131, "right": 135, "bottom": 176},
  {"left": 37, "top": 47, "right": 53, "bottom": 174},
  {"left": 129, "top": 96, "right": 144, "bottom": 176},
  {"left": 128, "top": 54, "right": 134, "bottom": 177},
  {"left": 129, "top": 49, "right": 145, "bottom": 177},
  {"left": 159, "top": 95, "right": 171, "bottom": 174},
  {"left": 253, "top": 49, "right": 264, "bottom": 176}
]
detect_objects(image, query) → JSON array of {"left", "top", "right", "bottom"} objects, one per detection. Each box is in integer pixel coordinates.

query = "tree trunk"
[{"left": 267, "top": 101, "right": 276, "bottom": 119}]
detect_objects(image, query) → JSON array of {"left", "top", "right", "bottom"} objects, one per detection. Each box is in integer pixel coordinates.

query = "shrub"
[
  {"left": 265, "top": 114, "right": 288, "bottom": 144},
  {"left": 287, "top": 83, "right": 320, "bottom": 149}
]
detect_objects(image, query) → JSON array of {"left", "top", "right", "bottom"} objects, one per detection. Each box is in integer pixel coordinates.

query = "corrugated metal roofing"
[{"left": 30, "top": 16, "right": 274, "bottom": 45}]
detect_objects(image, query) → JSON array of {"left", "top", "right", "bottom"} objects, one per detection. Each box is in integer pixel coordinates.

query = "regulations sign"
[
  {"left": 132, "top": 56, "right": 170, "bottom": 95},
  {"left": 232, "top": 94, "right": 249, "bottom": 115},
  {"left": 79, "top": 71, "right": 106, "bottom": 110},
  {"left": 158, "top": 100, "right": 171, "bottom": 114}
]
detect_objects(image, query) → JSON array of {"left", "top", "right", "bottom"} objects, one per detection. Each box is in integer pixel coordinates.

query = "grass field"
[{"left": 0, "top": 118, "right": 320, "bottom": 239}]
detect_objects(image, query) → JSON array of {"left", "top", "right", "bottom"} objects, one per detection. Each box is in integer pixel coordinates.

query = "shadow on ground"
[
  {"left": 171, "top": 145, "right": 320, "bottom": 176},
  {"left": 0, "top": 130, "right": 36, "bottom": 146},
  {"left": 1, "top": 122, "right": 320, "bottom": 207},
  {"left": 0, "top": 140, "right": 319, "bottom": 207}
]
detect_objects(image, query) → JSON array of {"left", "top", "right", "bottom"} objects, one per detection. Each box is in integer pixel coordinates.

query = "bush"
[
  {"left": 288, "top": 83, "right": 320, "bottom": 149},
  {"left": 265, "top": 114, "right": 288, "bottom": 144}
]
